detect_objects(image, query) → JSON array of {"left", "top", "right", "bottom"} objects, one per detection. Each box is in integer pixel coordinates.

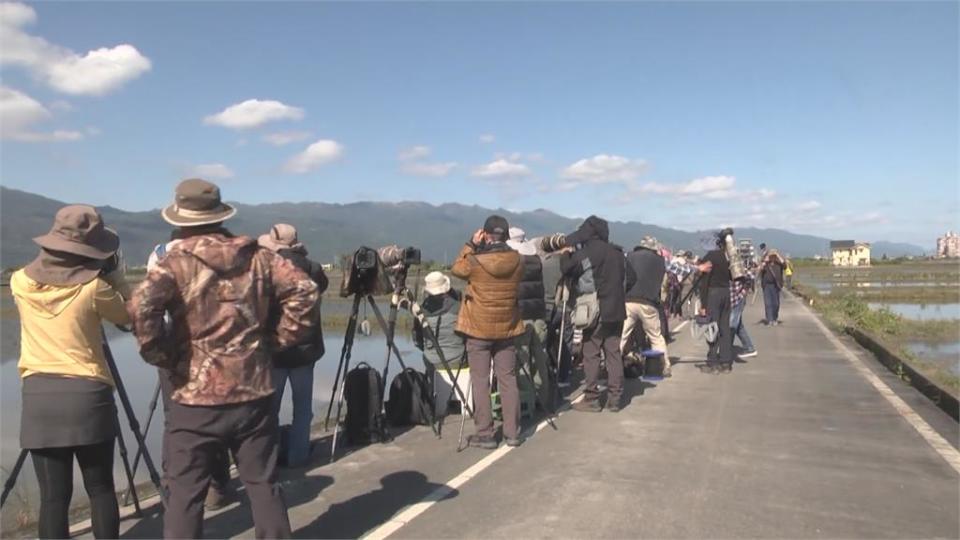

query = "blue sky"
[{"left": 1, "top": 1, "right": 957, "bottom": 247}]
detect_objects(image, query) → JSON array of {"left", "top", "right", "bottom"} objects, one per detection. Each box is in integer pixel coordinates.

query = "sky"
[{"left": 0, "top": 1, "right": 957, "bottom": 248}]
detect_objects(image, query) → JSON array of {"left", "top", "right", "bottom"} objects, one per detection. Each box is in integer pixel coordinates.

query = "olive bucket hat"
[
  {"left": 162, "top": 178, "right": 237, "bottom": 227},
  {"left": 25, "top": 205, "right": 119, "bottom": 286},
  {"left": 33, "top": 205, "right": 119, "bottom": 259}
]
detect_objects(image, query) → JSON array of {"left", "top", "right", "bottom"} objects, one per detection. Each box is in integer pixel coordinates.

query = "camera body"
[
  {"left": 340, "top": 246, "right": 392, "bottom": 297},
  {"left": 402, "top": 246, "right": 421, "bottom": 266}
]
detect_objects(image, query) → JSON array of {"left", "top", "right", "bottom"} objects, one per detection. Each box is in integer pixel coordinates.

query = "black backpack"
[
  {"left": 385, "top": 368, "right": 434, "bottom": 427},
  {"left": 344, "top": 362, "right": 385, "bottom": 445}
]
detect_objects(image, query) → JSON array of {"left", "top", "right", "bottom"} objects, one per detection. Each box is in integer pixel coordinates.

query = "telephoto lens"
[{"left": 540, "top": 233, "right": 567, "bottom": 253}]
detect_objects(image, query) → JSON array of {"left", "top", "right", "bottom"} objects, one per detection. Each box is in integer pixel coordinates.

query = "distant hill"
[{"left": 0, "top": 186, "right": 925, "bottom": 269}]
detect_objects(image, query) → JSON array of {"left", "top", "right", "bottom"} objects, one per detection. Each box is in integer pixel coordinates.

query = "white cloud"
[
  {"left": 397, "top": 145, "right": 458, "bottom": 177},
  {"left": 401, "top": 161, "right": 457, "bottom": 177},
  {"left": 633, "top": 175, "right": 737, "bottom": 199},
  {"left": 0, "top": 85, "right": 83, "bottom": 142},
  {"left": 472, "top": 158, "right": 532, "bottom": 179},
  {"left": 0, "top": 2, "right": 151, "bottom": 95},
  {"left": 398, "top": 145, "right": 432, "bottom": 161},
  {"left": 204, "top": 99, "right": 304, "bottom": 130},
  {"left": 479, "top": 134, "right": 495, "bottom": 144},
  {"left": 283, "top": 139, "right": 343, "bottom": 174},
  {"left": 559, "top": 154, "right": 647, "bottom": 189},
  {"left": 262, "top": 130, "right": 312, "bottom": 146},
  {"left": 186, "top": 163, "right": 235, "bottom": 180},
  {"left": 797, "top": 200, "right": 822, "bottom": 212}
]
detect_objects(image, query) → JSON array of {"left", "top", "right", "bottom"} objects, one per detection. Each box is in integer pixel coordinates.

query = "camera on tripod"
[{"left": 380, "top": 245, "right": 421, "bottom": 269}]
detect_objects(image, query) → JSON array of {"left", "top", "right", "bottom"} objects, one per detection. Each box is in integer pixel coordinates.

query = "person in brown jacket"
[
  {"left": 128, "top": 179, "right": 319, "bottom": 539},
  {"left": 451, "top": 215, "right": 525, "bottom": 449}
]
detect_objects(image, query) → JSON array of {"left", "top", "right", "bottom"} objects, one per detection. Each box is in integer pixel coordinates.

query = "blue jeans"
[
  {"left": 272, "top": 365, "right": 315, "bottom": 466},
  {"left": 730, "top": 301, "right": 755, "bottom": 352},
  {"left": 763, "top": 284, "right": 781, "bottom": 323}
]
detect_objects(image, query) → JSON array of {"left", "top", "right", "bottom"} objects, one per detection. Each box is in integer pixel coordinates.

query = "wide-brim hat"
[
  {"left": 507, "top": 239, "right": 538, "bottom": 256},
  {"left": 258, "top": 223, "right": 302, "bottom": 252},
  {"left": 162, "top": 178, "right": 237, "bottom": 227},
  {"left": 424, "top": 271, "right": 451, "bottom": 296},
  {"left": 33, "top": 204, "right": 119, "bottom": 260}
]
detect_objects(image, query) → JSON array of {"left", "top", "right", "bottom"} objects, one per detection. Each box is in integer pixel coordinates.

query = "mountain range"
[{"left": 0, "top": 186, "right": 925, "bottom": 269}]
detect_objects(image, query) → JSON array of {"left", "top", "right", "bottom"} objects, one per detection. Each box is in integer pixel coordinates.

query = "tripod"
[{"left": 0, "top": 329, "right": 164, "bottom": 516}]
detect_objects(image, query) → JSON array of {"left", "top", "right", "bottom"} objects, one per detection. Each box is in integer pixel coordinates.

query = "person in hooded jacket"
[
  {"left": 128, "top": 179, "right": 319, "bottom": 539},
  {"left": 11, "top": 205, "right": 130, "bottom": 539},
  {"left": 560, "top": 215, "right": 633, "bottom": 412},
  {"left": 451, "top": 215, "right": 525, "bottom": 449},
  {"left": 258, "top": 223, "right": 328, "bottom": 468}
]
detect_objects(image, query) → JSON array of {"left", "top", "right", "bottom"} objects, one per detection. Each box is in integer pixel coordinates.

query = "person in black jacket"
[
  {"left": 507, "top": 227, "right": 554, "bottom": 409},
  {"left": 760, "top": 250, "right": 786, "bottom": 325},
  {"left": 560, "top": 216, "right": 632, "bottom": 412},
  {"left": 699, "top": 230, "right": 734, "bottom": 374},
  {"left": 259, "top": 224, "right": 328, "bottom": 467},
  {"left": 621, "top": 236, "right": 671, "bottom": 376}
]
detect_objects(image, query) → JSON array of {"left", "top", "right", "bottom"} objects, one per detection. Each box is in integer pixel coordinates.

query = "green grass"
[{"left": 793, "top": 284, "right": 960, "bottom": 396}]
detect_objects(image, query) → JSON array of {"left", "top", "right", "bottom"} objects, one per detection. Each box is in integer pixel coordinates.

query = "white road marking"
[
  {"left": 364, "top": 392, "right": 587, "bottom": 540},
  {"left": 798, "top": 296, "right": 960, "bottom": 475},
  {"left": 672, "top": 320, "right": 689, "bottom": 334}
]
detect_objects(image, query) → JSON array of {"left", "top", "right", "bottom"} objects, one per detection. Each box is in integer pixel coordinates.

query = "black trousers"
[
  {"left": 31, "top": 439, "right": 119, "bottom": 539},
  {"left": 706, "top": 287, "right": 734, "bottom": 366},
  {"left": 159, "top": 369, "right": 232, "bottom": 492},
  {"left": 163, "top": 397, "right": 290, "bottom": 539}
]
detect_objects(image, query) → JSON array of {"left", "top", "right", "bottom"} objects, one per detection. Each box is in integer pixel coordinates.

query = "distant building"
[
  {"left": 831, "top": 240, "right": 871, "bottom": 267},
  {"left": 936, "top": 231, "right": 960, "bottom": 258}
]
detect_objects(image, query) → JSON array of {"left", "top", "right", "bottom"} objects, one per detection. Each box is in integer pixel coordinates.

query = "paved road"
[{"left": 80, "top": 292, "right": 959, "bottom": 539}]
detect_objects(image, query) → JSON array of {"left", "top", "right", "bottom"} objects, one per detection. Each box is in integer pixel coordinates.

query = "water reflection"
[{"left": 867, "top": 302, "right": 960, "bottom": 321}]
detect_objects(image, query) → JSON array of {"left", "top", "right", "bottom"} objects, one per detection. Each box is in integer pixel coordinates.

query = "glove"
[{"left": 100, "top": 251, "right": 131, "bottom": 299}]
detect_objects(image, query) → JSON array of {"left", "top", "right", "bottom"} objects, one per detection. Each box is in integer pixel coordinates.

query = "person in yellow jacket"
[{"left": 11, "top": 205, "right": 130, "bottom": 540}]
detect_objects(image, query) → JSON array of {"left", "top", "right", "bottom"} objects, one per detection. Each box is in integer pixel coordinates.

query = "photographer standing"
[
  {"left": 621, "top": 236, "right": 670, "bottom": 377},
  {"left": 760, "top": 250, "right": 786, "bottom": 325},
  {"left": 259, "top": 224, "right": 328, "bottom": 468},
  {"left": 128, "top": 179, "right": 319, "bottom": 539},
  {"left": 560, "top": 216, "right": 629, "bottom": 413},
  {"left": 699, "top": 229, "right": 736, "bottom": 373},
  {"left": 11, "top": 205, "right": 130, "bottom": 539},
  {"left": 451, "top": 216, "right": 525, "bottom": 449}
]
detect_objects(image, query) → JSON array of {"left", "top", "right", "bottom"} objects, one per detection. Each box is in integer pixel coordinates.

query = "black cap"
[{"left": 483, "top": 215, "right": 509, "bottom": 236}]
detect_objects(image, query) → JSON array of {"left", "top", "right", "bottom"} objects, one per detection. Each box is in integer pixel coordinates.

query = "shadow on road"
[{"left": 293, "top": 470, "right": 458, "bottom": 539}]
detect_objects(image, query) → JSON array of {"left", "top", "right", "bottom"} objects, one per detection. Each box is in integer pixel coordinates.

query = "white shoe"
[{"left": 739, "top": 349, "right": 758, "bottom": 358}]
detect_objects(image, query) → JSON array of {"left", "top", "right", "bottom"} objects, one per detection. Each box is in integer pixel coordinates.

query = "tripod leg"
[
  {"left": 0, "top": 449, "right": 29, "bottom": 509},
  {"left": 123, "top": 380, "right": 161, "bottom": 506},
  {"left": 457, "top": 380, "right": 471, "bottom": 452},
  {"left": 114, "top": 415, "right": 143, "bottom": 516},
  {"left": 329, "top": 352, "right": 352, "bottom": 463},
  {"left": 325, "top": 294, "right": 363, "bottom": 431},
  {"left": 367, "top": 298, "right": 441, "bottom": 437},
  {"left": 101, "top": 329, "right": 164, "bottom": 510},
  {"left": 517, "top": 336, "right": 557, "bottom": 431}
]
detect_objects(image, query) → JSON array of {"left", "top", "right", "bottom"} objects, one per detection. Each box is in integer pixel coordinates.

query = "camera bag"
[
  {"left": 344, "top": 362, "right": 385, "bottom": 445},
  {"left": 385, "top": 368, "right": 434, "bottom": 427},
  {"left": 572, "top": 291, "right": 600, "bottom": 330}
]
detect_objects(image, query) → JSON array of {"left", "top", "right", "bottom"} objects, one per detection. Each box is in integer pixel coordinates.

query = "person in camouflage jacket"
[{"left": 127, "top": 179, "right": 319, "bottom": 539}]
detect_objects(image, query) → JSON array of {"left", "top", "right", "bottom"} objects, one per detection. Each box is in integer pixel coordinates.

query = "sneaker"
[
  {"left": 467, "top": 434, "right": 498, "bottom": 450},
  {"left": 572, "top": 399, "right": 602, "bottom": 413},
  {"left": 739, "top": 349, "right": 758, "bottom": 358},
  {"left": 698, "top": 364, "right": 718, "bottom": 374},
  {"left": 718, "top": 364, "right": 733, "bottom": 374},
  {"left": 606, "top": 401, "right": 622, "bottom": 413},
  {"left": 504, "top": 436, "right": 524, "bottom": 447}
]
